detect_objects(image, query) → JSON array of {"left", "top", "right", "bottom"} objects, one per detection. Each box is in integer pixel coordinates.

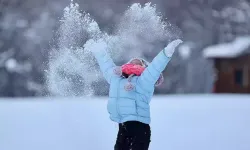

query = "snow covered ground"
[{"left": 0, "top": 94, "right": 250, "bottom": 150}]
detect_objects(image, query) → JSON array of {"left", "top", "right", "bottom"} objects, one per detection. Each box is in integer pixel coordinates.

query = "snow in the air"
[
  {"left": 0, "top": 95, "right": 250, "bottom": 150},
  {"left": 203, "top": 36, "right": 250, "bottom": 58},
  {"left": 47, "top": 1, "right": 178, "bottom": 97}
]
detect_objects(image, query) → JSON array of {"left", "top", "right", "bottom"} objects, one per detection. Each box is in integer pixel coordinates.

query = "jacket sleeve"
[
  {"left": 92, "top": 49, "right": 117, "bottom": 84},
  {"left": 137, "top": 50, "right": 171, "bottom": 92}
]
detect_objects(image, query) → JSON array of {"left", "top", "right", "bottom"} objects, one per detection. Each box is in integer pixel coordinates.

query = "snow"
[
  {"left": 48, "top": 1, "right": 179, "bottom": 96},
  {"left": 5, "top": 58, "right": 17, "bottom": 72},
  {"left": 178, "top": 42, "right": 192, "bottom": 59},
  {"left": 4, "top": 58, "right": 32, "bottom": 73},
  {"left": 203, "top": 36, "right": 250, "bottom": 58},
  {"left": 220, "top": 1, "right": 250, "bottom": 23},
  {"left": 0, "top": 94, "right": 250, "bottom": 150}
]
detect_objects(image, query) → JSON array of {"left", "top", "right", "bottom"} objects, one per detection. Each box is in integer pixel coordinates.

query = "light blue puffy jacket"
[{"left": 92, "top": 47, "right": 172, "bottom": 125}]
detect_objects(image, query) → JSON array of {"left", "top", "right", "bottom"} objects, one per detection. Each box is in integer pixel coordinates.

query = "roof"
[{"left": 203, "top": 36, "right": 250, "bottom": 58}]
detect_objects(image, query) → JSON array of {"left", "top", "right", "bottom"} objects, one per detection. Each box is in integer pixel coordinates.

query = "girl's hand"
[
  {"left": 84, "top": 38, "right": 108, "bottom": 53},
  {"left": 164, "top": 39, "right": 183, "bottom": 58}
]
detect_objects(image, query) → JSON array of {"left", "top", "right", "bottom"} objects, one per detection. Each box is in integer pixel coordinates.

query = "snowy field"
[{"left": 0, "top": 94, "right": 250, "bottom": 150}]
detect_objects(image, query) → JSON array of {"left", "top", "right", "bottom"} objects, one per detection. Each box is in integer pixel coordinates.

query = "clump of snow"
[
  {"left": 5, "top": 58, "right": 32, "bottom": 73},
  {"left": 47, "top": 1, "right": 101, "bottom": 96},
  {"left": 0, "top": 49, "right": 15, "bottom": 67},
  {"left": 107, "top": 2, "right": 176, "bottom": 60},
  {"left": 203, "top": 36, "right": 250, "bottom": 58},
  {"left": 5, "top": 58, "right": 17, "bottom": 72},
  {"left": 178, "top": 42, "right": 193, "bottom": 59}
]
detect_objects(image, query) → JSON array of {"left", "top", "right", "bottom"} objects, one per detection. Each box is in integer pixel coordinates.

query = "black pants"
[{"left": 114, "top": 121, "right": 151, "bottom": 150}]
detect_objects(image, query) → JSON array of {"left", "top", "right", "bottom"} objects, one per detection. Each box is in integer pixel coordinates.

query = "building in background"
[{"left": 204, "top": 36, "right": 250, "bottom": 93}]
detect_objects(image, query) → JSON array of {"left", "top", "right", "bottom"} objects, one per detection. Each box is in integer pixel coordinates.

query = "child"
[{"left": 84, "top": 38, "right": 183, "bottom": 150}]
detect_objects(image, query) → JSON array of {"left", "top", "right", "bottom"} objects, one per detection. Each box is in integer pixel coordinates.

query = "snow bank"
[
  {"left": 0, "top": 94, "right": 250, "bottom": 150},
  {"left": 203, "top": 36, "right": 250, "bottom": 58}
]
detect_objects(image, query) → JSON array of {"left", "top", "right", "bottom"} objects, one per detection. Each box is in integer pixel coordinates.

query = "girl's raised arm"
[
  {"left": 85, "top": 39, "right": 118, "bottom": 84},
  {"left": 137, "top": 39, "right": 183, "bottom": 92}
]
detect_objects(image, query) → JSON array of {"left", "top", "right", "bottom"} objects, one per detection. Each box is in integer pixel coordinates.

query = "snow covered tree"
[{"left": 0, "top": 0, "right": 65, "bottom": 96}]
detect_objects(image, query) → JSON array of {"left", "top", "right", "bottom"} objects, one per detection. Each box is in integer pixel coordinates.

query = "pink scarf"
[
  {"left": 121, "top": 64, "right": 145, "bottom": 76},
  {"left": 120, "top": 64, "right": 164, "bottom": 88}
]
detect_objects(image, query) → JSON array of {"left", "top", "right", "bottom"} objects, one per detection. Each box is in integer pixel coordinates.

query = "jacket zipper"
[{"left": 116, "top": 78, "right": 122, "bottom": 122}]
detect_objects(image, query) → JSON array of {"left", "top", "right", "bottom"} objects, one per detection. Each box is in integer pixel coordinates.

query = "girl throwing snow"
[{"left": 84, "top": 38, "right": 183, "bottom": 150}]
